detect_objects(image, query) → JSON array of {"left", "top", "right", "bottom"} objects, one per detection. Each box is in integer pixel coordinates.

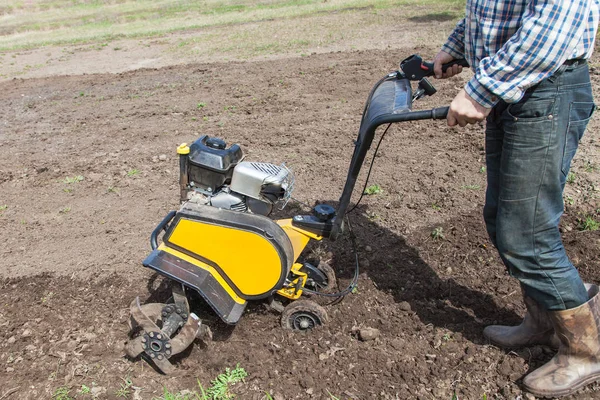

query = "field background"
[{"left": 1, "top": 1, "right": 599, "bottom": 399}]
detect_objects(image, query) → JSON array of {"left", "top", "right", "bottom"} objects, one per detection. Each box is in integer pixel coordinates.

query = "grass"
[
  {"left": 579, "top": 215, "right": 599, "bottom": 231},
  {"left": 127, "top": 168, "right": 140, "bottom": 177},
  {"left": 115, "top": 377, "right": 133, "bottom": 398},
  {"left": 567, "top": 172, "right": 576, "bottom": 184},
  {"left": 155, "top": 365, "right": 248, "bottom": 400},
  {"left": 0, "top": 0, "right": 464, "bottom": 52},
  {"left": 62, "top": 175, "right": 84, "bottom": 184},
  {"left": 52, "top": 387, "right": 73, "bottom": 400}
]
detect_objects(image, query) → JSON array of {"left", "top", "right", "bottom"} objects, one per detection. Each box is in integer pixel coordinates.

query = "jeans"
[{"left": 484, "top": 61, "right": 596, "bottom": 311}]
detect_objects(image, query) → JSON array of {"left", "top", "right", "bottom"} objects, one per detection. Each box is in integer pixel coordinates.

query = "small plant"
[
  {"left": 115, "top": 377, "right": 133, "bottom": 398},
  {"left": 107, "top": 186, "right": 119, "bottom": 193},
  {"left": 63, "top": 175, "right": 84, "bottom": 184},
  {"left": 579, "top": 216, "right": 599, "bottom": 231},
  {"left": 59, "top": 206, "right": 71, "bottom": 214},
  {"left": 79, "top": 384, "right": 91, "bottom": 395},
  {"left": 567, "top": 172, "right": 576, "bottom": 184},
  {"left": 431, "top": 203, "right": 442, "bottom": 211},
  {"left": 351, "top": 285, "right": 359, "bottom": 294},
  {"left": 431, "top": 227, "right": 444, "bottom": 240},
  {"left": 0, "top": 205, "right": 7, "bottom": 213},
  {"left": 584, "top": 161, "right": 598, "bottom": 172},
  {"left": 52, "top": 387, "right": 73, "bottom": 400},
  {"left": 462, "top": 184, "right": 481, "bottom": 190},
  {"left": 364, "top": 184, "right": 382, "bottom": 195},
  {"left": 197, "top": 102, "right": 206, "bottom": 109},
  {"left": 442, "top": 333, "right": 452, "bottom": 341},
  {"left": 565, "top": 196, "right": 574, "bottom": 205},
  {"left": 205, "top": 365, "right": 247, "bottom": 399},
  {"left": 479, "top": 166, "right": 486, "bottom": 174},
  {"left": 127, "top": 169, "right": 140, "bottom": 177}
]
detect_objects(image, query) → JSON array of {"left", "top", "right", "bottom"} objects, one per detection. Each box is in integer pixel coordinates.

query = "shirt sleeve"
[
  {"left": 441, "top": 18, "right": 466, "bottom": 60},
  {"left": 468, "top": 0, "right": 593, "bottom": 107}
]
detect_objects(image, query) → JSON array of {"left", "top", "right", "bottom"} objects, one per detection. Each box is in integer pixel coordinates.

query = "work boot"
[
  {"left": 523, "top": 284, "right": 600, "bottom": 398},
  {"left": 483, "top": 290, "right": 559, "bottom": 349}
]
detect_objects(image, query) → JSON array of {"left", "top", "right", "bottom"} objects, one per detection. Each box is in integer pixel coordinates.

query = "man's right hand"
[{"left": 433, "top": 51, "right": 463, "bottom": 79}]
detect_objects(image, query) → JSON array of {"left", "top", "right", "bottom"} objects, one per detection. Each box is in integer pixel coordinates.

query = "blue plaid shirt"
[{"left": 442, "top": 0, "right": 600, "bottom": 107}]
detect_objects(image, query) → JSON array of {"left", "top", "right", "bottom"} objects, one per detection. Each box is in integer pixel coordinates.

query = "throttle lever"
[{"left": 400, "top": 54, "right": 469, "bottom": 81}]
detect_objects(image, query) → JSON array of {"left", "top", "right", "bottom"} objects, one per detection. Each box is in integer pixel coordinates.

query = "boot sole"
[{"left": 524, "top": 374, "right": 600, "bottom": 398}]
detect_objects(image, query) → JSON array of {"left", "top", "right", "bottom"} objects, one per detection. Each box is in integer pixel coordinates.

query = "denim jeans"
[{"left": 484, "top": 61, "right": 596, "bottom": 311}]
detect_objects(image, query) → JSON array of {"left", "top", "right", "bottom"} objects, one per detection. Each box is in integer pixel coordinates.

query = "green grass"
[
  {"left": 579, "top": 216, "right": 599, "bottom": 231},
  {"left": 62, "top": 175, "right": 84, "bottom": 184},
  {"left": 0, "top": 0, "right": 464, "bottom": 51},
  {"left": 154, "top": 365, "right": 248, "bottom": 400}
]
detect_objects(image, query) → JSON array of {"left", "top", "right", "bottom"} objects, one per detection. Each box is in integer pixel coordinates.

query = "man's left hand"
[{"left": 447, "top": 89, "right": 491, "bottom": 127}]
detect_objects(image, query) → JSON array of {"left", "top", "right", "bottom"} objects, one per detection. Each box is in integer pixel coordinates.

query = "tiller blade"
[{"left": 124, "top": 285, "right": 201, "bottom": 374}]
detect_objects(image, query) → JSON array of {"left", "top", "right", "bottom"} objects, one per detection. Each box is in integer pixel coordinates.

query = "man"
[{"left": 432, "top": 0, "right": 599, "bottom": 396}]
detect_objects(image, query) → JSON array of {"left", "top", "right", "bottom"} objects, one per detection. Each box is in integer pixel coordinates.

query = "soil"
[{"left": 1, "top": 26, "right": 600, "bottom": 400}]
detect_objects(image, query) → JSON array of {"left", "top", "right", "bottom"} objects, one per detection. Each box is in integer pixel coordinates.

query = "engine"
[{"left": 178, "top": 135, "right": 293, "bottom": 216}]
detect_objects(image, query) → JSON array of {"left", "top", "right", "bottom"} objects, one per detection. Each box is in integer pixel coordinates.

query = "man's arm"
[{"left": 467, "top": 0, "right": 595, "bottom": 108}]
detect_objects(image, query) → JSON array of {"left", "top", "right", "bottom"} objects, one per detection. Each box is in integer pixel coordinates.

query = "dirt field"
[{"left": 1, "top": 12, "right": 600, "bottom": 400}]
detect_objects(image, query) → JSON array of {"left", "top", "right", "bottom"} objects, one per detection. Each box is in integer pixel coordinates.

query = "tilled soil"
[{"left": 1, "top": 47, "right": 599, "bottom": 399}]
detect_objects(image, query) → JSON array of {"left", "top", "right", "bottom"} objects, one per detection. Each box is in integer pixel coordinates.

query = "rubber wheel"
[
  {"left": 281, "top": 300, "right": 328, "bottom": 331},
  {"left": 315, "top": 261, "right": 337, "bottom": 294},
  {"left": 303, "top": 261, "right": 337, "bottom": 294}
]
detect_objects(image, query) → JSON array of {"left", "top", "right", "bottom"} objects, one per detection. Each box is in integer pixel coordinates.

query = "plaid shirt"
[{"left": 442, "top": 0, "right": 600, "bottom": 107}]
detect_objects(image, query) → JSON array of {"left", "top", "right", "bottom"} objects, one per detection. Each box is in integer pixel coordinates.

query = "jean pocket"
[
  {"left": 507, "top": 98, "right": 555, "bottom": 122},
  {"left": 561, "top": 102, "right": 596, "bottom": 175}
]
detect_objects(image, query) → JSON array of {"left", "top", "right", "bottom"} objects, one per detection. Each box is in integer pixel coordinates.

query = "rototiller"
[{"left": 124, "top": 54, "right": 468, "bottom": 373}]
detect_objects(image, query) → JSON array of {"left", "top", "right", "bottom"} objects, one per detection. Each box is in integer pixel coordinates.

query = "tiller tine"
[{"left": 124, "top": 285, "right": 201, "bottom": 374}]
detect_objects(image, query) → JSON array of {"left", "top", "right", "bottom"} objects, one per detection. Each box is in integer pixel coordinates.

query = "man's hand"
[
  {"left": 447, "top": 89, "right": 491, "bottom": 127},
  {"left": 433, "top": 51, "right": 463, "bottom": 79}
]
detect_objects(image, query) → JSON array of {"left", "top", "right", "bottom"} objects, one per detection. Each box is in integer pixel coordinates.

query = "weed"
[
  {"left": 52, "top": 387, "right": 73, "bottom": 400},
  {"left": 431, "top": 203, "right": 442, "bottom": 211},
  {"left": 0, "top": 205, "right": 7, "bottom": 213},
  {"left": 584, "top": 161, "right": 598, "bottom": 172},
  {"left": 462, "top": 184, "right": 481, "bottom": 190},
  {"left": 567, "top": 172, "right": 576, "bottom": 184},
  {"left": 107, "top": 186, "right": 119, "bottom": 193},
  {"left": 115, "top": 377, "right": 133, "bottom": 398},
  {"left": 79, "top": 384, "right": 91, "bottom": 395},
  {"left": 197, "top": 102, "right": 206, "bottom": 109},
  {"left": 479, "top": 166, "right": 486, "bottom": 174},
  {"left": 364, "top": 184, "right": 382, "bottom": 195},
  {"left": 203, "top": 116, "right": 209, "bottom": 121},
  {"left": 579, "top": 216, "right": 599, "bottom": 231},
  {"left": 41, "top": 292, "right": 54, "bottom": 303},
  {"left": 205, "top": 365, "right": 247, "bottom": 399},
  {"left": 431, "top": 227, "right": 444, "bottom": 240},
  {"left": 59, "top": 206, "right": 71, "bottom": 214},
  {"left": 565, "top": 196, "right": 574, "bottom": 205},
  {"left": 63, "top": 175, "right": 84, "bottom": 184},
  {"left": 442, "top": 333, "right": 452, "bottom": 341},
  {"left": 127, "top": 169, "right": 140, "bottom": 177},
  {"left": 351, "top": 285, "right": 359, "bottom": 294}
]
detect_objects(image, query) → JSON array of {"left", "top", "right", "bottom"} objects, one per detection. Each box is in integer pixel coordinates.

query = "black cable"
[
  {"left": 347, "top": 122, "right": 392, "bottom": 215},
  {"left": 301, "top": 216, "right": 360, "bottom": 301}
]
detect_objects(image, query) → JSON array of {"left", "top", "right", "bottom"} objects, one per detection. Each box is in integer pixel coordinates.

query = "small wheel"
[
  {"left": 302, "top": 261, "right": 337, "bottom": 294},
  {"left": 281, "top": 300, "right": 328, "bottom": 331}
]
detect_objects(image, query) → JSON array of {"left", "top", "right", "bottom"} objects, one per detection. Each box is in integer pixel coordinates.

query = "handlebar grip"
[
  {"left": 431, "top": 106, "right": 449, "bottom": 119},
  {"left": 422, "top": 59, "right": 470, "bottom": 76}
]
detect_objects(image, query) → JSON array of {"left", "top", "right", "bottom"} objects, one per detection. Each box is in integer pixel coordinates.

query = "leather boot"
[
  {"left": 523, "top": 284, "right": 600, "bottom": 398},
  {"left": 483, "top": 290, "right": 559, "bottom": 349}
]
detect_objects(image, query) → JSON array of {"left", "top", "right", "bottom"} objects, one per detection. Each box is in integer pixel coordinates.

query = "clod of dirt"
[
  {"left": 358, "top": 327, "right": 380, "bottom": 341},
  {"left": 399, "top": 301, "right": 412, "bottom": 312}
]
